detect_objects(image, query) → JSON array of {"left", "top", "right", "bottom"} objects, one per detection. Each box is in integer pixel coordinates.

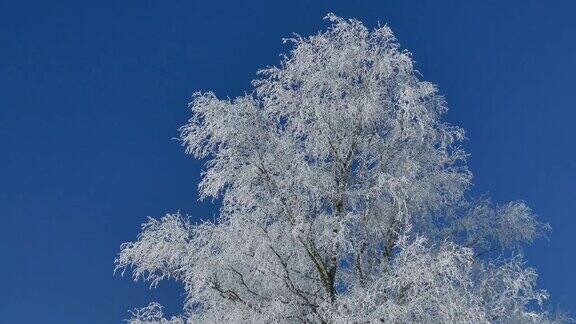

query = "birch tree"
[{"left": 116, "top": 14, "right": 566, "bottom": 323}]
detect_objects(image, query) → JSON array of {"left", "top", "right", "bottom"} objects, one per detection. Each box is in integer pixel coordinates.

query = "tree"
[{"left": 116, "top": 14, "right": 567, "bottom": 323}]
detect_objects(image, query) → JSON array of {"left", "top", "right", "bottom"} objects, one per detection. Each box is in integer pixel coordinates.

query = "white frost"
[{"left": 116, "top": 14, "right": 566, "bottom": 323}]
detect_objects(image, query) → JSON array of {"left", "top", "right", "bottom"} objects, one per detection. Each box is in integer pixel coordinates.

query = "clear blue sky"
[{"left": 1, "top": 1, "right": 575, "bottom": 322}]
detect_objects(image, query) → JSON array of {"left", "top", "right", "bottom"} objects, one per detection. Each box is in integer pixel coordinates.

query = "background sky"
[{"left": 1, "top": 0, "right": 575, "bottom": 322}]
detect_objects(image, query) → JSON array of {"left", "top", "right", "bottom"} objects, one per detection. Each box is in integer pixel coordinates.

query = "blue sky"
[{"left": 1, "top": 0, "right": 575, "bottom": 322}]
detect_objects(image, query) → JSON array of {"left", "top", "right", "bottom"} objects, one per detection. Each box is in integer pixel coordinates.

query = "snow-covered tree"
[{"left": 116, "top": 14, "right": 567, "bottom": 323}]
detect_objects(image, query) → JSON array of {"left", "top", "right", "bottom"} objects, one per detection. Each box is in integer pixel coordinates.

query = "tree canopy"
[{"left": 116, "top": 14, "right": 566, "bottom": 323}]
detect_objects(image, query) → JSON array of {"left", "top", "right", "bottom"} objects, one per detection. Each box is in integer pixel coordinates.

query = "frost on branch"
[
  {"left": 116, "top": 14, "right": 566, "bottom": 323},
  {"left": 444, "top": 198, "right": 550, "bottom": 255},
  {"left": 127, "top": 302, "right": 184, "bottom": 324},
  {"left": 115, "top": 213, "right": 192, "bottom": 287}
]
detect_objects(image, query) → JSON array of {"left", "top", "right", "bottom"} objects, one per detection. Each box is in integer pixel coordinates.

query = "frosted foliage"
[
  {"left": 116, "top": 15, "right": 566, "bottom": 323},
  {"left": 127, "top": 302, "right": 184, "bottom": 324}
]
